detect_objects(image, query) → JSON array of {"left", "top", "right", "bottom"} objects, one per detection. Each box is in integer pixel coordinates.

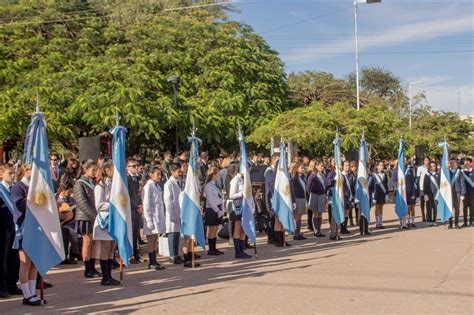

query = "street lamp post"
[
  {"left": 354, "top": 0, "right": 381, "bottom": 111},
  {"left": 167, "top": 75, "right": 181, "bottom": 153},
  {"left": 409, "top": 81, "right": 424, "bottom": 130}
]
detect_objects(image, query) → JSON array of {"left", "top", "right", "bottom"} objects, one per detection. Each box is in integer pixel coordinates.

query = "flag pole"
[
  {"left": 40, "top": 276, "right": 46, "bottom": 305},
  {"left": 191, "top": 240, "right": 195, "bottom": 268},
  {"left": 119, "top": 258, "right": 123, "bottom": 285}
]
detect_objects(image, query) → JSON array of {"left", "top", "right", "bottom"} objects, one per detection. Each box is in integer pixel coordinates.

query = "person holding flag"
[
  {"left": 179, "top": 126, "right": 206, "bottom": 268},
  {"left": 272, "top": 141, "right": 295, "bottom": 246},
  {"left": 373, "top": 161, "right": 388, "bottom": 229},
  {"left": 405, "top": 161, "right": 417, "bottom": 228},
  {"left": 462, "top": 158, "right": 473, "bottom": 227},
  {"left": 437, "top": 141, "right": 454, "bottom": 225},
  {"left": 423, "top": 161, "right": 440, "bottom": 226},
  {"left": 355, "top": 135, "right": 371, "bottom": 236},
  {"left": 329, "top": 134, "right": 345, "bottom": 241},
  {"left": 448, "top": 158, "right": 465, "bottom": 229},
  {"left": 12, "top": 110, "right": 65, "bottom": 306},
  {"left": 229, "top": 169, "right": 252, "bottom": 259},
  {"left": 394, "top": 139, "right": 409, "bottom": 230}
]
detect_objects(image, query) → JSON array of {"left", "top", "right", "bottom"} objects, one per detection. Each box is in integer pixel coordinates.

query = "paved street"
[{"left": 0, "top": 204, "right": 472, "bottom": 314}]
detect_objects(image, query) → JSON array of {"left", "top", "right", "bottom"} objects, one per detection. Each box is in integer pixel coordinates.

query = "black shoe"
[
  {"left": 235, "top": 252, "right": 252, "bottom": 259},
  {"left": 169, "top": 257, "right": 183, "bottom": 264},
  {"left": 207, "top": 250, "right": 221, "bottom": 256},
  {"left": 455, "top": 225, "right": 461, "bottom": 229},
  {"left": 462, "top": 223, "right": 468, "bottom": 228},
  {"left": 193, "top": 253, "right": 201, "bottom": 260},
  {"left": 101, "top": 279, "right": 121, "bottom": 286},
  {"left": 0, "top": 290, "right": 10, "bottom": 298},
  {"left": 410, "top": 223, "right": 417, "bottom": 228},
  {"left": 448, "top": 225, "right": 453, "bottom": 229},
  {"left": 215, "top": 249, "right": 224, "bottom": 255},
  {"left": 84, "top": 271, "right": 96, "bottom": 278},
  {"left": 329, "top": 236, "right": 338, "bottom": 241},
  {"left": 293, "top": 235, "right": 306, "bottom": 240},
  {"left": 241, "top": 252, "right": 252, "bottom": 259},
  {"left": 284, "top": 242, "right": 292, "bottom": 247},
  {"left": 183, "top": 260, "right": 200, "bottom": 268},
  {"left": 36, "top": 281, "right": 53, "bottom": 289},
  {"left": 61, "top": 259, "right": 77, "bottom": 265},
  {"left": 341, "top": 229, "right": 351, "bottom": 235},
  {"left": 315, "top": 232, "right": 325, "bottom": 238},
  {"left": 8, "top": 287, "right": 23, "bottom": 295},
  {"left": 129, "top": 257, "right": 141, "bottom": 264},
  {"left": 148, "top": 263, "right": 165, "bottom": 270},
  {"left": 364, "top": 231, "right": 372, "bottom": 235},
  {"left": 108, "top": 278, "right": 121, "bottom": 285},
  {"left": 23, "top": 296, "right": 41, "bottom": 306}
]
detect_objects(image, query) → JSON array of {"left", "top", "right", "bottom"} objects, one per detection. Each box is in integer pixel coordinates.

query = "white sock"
[
  {"left": 28, "top": 280, "right": 36, "bottom": 297},
  {"left": 20, "top": 282, "right": 31, "bottom": 299},
  {"left": 380, "top": 214, "right": 383, "bottom": 225}
]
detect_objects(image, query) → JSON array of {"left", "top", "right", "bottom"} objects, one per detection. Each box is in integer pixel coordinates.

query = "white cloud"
[{"left": 424, "top": 84, "right": 474, "bottom": 115}]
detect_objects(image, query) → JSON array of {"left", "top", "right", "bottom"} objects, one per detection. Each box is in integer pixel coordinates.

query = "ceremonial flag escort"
[
  {"left": 272, "top": 142, "right": 295, "bottom": 233},
  {"left": 239, "top": 130, "right": 257, "bottom": 244},
  {"left": 108, "top": 126, "right": 133, "bottom": 266},
  {"left": 22, "top": 113, "right": 65, "bottom": 276},
  {"left": 395, "top": 139, "right": 408, "bottom": 220},
  {"left": 331, "top": 134, "right": 345, "bottom": 225},
  {"left": 355, "top": 136, "right": 370, "bottom": 221},
  {"left": 436, "top": 141, "right": 453, "bottom": 223},
  {"left": 180, "top": 134, "right": 206, "bottom": 250}
]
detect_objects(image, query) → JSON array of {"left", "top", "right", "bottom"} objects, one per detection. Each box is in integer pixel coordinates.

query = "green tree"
[{"left": 0, "top": 0, "right": 287, "bottom": 156}]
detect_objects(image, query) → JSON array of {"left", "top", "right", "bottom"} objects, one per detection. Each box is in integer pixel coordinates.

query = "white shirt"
[
  {"left": 417, "top": 165, "right": 429, "bottom": 192},
  {"left": 228, "top": 175, "right": 244, "bottom": 208},
  {"left": 203, "top": 181, "right": 224, "bottom": 214},
  {"left": 164, "top": 176, "right": 182, "bottom": 233},
  {"left": 1, "top": 181, "right": 12, "bottom": 192}
]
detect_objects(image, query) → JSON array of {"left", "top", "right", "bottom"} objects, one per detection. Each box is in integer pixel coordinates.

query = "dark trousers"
[
  {"left": 131, "top": 212, "right": 141, "bottom": 258},
  {"left": 426, "top": 198, "right": 437, "bottom": 223},
  {"left": 420, "top": 195, "right": 427, "bottom": 222},
  {"left": 0, "top": 225, "right": 19, "bottom": 291},
  {"left": 349, "top": 204, "right": 359, "bottom": 225},
  {"left": 449, "top": 194, "right": 461, "bottom": 227},
  {"left": 62, "top": 226, "right": 80, "bottom": 259},
  {"left": 167, "top": 232, "right": 180, "bottom": 258},
  {"left": 307, "top": 209, "right": 313, "bottom": 230},
  {"left": 463, "top": 194, "right": 474, "bottom": 225}
]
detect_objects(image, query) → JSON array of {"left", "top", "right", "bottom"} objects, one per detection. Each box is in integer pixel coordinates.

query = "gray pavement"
[{"left": 0, "top": 204, "right": 473, "bottom": 314}]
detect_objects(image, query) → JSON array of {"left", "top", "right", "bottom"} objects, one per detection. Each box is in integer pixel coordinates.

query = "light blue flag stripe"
[
  {"left": 23, "top": 113, "right": 65, "bottom": 276},
  {"left": 395, "top": 140, "right": 408, "bottom": 220},
  {"left": 180, "top": 136, "right": 206, "bottom": 250},
  {"left": 108, "top": 126, "right": 133, "bottom": 266},
  {"left": 355, "top": 138, "right": 370, "bottom": 222},
  {"left": 331, "top": 136, "right": 345, "bottom": 225},
  {"left": 272, "top": 143, "right": 295, "bottom": 233},
  {"left": 436, "top": 141, "right": 453, "bottom": 223},
  {"left": 239, "top": 133, "right": 257, "bottom": 243}
]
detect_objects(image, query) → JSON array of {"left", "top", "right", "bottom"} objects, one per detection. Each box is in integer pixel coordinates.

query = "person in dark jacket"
[
  {"left": 126, "top": 158, "right": 143, "bottom": 263},
  {"left": 405, "top": 163, "right": 417, "bottom": 228},
  {"left": 423, "top": 161, "right": 439, "bottom": 226},
  {"left": 373, "top": 161, "right": 388, "bottom": 229},
  {"left": 74, "top": 160, "right": 101, "bottom": 278},
  {"left": 340, "top": 161, "right": 353, "bottom": 235},
  {"left": 307, "top": 161, "right": 328, "bottom": 238},
  {"left": 448, "top": 158, "right": 466, "bottom": 229},
  {"left": 0, "top": 163, "right": 21, "bottom": 299},
  {"left": 290, "top": 162, "right": 306, "bottom": 240},
  {"left": 348, "top": 161, "right": 358, "bottom": 226},
  {"left": 462, "top": 158, "right": 473, "bottom": 227},
  {"left": 264, "top": 153, "right": 279, "bottom": 244}
]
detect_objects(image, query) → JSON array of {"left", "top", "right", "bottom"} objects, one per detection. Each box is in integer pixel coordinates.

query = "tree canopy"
[{"left": 0, "top": 0, "right": 287, "bottom": 155}]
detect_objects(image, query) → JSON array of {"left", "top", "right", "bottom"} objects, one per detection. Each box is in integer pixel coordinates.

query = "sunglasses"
[
  {"left": 128, "top": 164, "right": 139, "bottom": 168},
  {"left": 51, "top": 159, "right": 58, "bottom": 161}
]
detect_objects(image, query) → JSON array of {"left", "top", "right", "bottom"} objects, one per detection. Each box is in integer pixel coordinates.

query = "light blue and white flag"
[
  {"left": 395, "top": 139, "right": 408, "bottom": 220},
  {"left": 180, "top": 135, "right": 206, "bottom": 251},
  {"left": 108, "top": 126, "right": 133, "bottom": 266},
  {"left": 331, "top": 135, "right": 345, "bottom": 225},
  {"left": 355, "top": 137, "right": 370, "bottom": 222},
  {"left": 22, "top": 113, "right": 65, "bottom": 276},
  {"left": 0, "top": 183, "right": 20, "bottom": 225},
  {"left": 272, "top": 142, "right": 295, "bottom": 233},
  {"left": 436, "top": 141, "right": 453, "bottom": 223},
  {"left": 239, "top": 131, "right": 256, "bottom": 243}
]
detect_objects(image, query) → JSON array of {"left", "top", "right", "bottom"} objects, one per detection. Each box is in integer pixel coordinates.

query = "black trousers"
[
  {"left": 463, "top": 194, "right": 474, "bottom": 225},
  {"left": 131, "top": 211, "right": 141, "bottom": 258},
  {"left": 0, "top": 225, "right": 19, "bottom": 291},
  {"left": 449, "top": 194, "right": 461, "bottom": 227},
  {"left": 307, "top": 209, "right": 313, "bottom": 230},
  {"left": 426, "top": 198, "right": 437, "bottom": 223},
  {"left": 420, "top": 195, "right": 427, "bottom": 222}
]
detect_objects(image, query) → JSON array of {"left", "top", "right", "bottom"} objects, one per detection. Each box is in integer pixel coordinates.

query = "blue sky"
[{"left": 228, "top": 0, "right": 473, "bottom": 115}]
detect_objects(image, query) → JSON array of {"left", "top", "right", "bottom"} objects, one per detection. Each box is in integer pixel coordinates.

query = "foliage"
[{"left": 0, "top": 0, "right": 287, "bottom": 155}]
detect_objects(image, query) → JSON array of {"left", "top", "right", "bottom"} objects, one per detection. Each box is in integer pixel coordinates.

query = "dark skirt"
[
  {"left": 204, "top": 208, "right": 221, "bottom": 226},
  {"left": 76, "top": 220, "right": 93, "bottom": 235},
  {"left": 374, "top": 192, "right": 386, "bottom": 205}
]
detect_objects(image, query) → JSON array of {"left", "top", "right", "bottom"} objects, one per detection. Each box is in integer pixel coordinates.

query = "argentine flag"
[
  {"left": 355, "top": 137, "right": 370, "bottom": 222},
  {"left": 108, "top": 126, "right": 133, "bottom": 266},
  {"left": 22, "top": 113, "right": 65, "bottom": 276},
  {"left": 272, "top": 142, "right": 295, "bottom": 233},
  {"left": 331, "top": 135, "right": 345, "bottom": 225},
  {"left": 239, "top": 132, "right": 256, "bottom": 243},
  {"left": 394, "top": 139, "right": 408, "bottom": 220},
  {"left": 180, "top": 135, "right": 206, "bottom": 251},
  {"left": 436, "top": 141, "right": 453, "bottom": 223}
]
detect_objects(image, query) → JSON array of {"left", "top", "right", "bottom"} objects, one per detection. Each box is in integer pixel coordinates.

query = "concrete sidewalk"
[{"left": 0, "top": 204, "right": 472, "bottom": 314}]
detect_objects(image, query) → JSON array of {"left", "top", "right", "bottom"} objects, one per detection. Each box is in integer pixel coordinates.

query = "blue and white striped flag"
[
  {"left": 180, "top": 135, "right": 206, "bottom": 250},
  {"left": 239, "top": 132, "right": 256, "bottom": 243},
  {"left": 436, "top": 141, "right": 453, "bottom": 223},
  {"left": 108, "top": 126, "right": 133, "bottom": 266},
  {"left": 395, "top": 139, "right": 408, "bottom": 220},
  {"left": 22, "top": 113, "right": 65, "bottom": 276},
  {"left": 272, "top": 142, "right": 295, "bottom": 233},
  {"left": 355, "top": 137, "right": 370, "bottom": 222},
  {"left": 331, "top": 135, "right": 345, "bottom": 225}
]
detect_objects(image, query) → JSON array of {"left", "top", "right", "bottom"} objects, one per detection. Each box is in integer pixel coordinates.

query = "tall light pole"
[
  {"left": 354, "top": 0, "right": 381, "bottom": 111},
  {"left": 167, "top": 75, "right": 181, "bottom": 154},
  {"left": 409, "top": 81, "right": 424, "bottom": 130}
]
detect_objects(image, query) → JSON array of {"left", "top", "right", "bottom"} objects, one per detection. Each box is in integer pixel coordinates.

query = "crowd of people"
[{"left": 0, "top": 150, "right": 473, "bottom": 307}]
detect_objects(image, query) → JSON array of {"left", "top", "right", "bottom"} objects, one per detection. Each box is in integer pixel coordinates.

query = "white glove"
[
  {"left": 146, "top": 221, "right": 155, "bottom": 231},
  {"left": 292, "top": 203, "right": 296, "bottom": 210},
  {"left": 461, "top": 196, "right": 465, "bottom": 201},
  {"left": 425, "top": 196, "right": 429, "bottom": 202},
  {"left": 354, "top": 198, "right": 360, "bottom": 204}
]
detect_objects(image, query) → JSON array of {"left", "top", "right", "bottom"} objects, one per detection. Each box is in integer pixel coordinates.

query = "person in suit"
[
  {"left": 0, "top": 163, "right": 21, "bottom": 299},
  {"left": 416, "top": 157, "right": 430, "bottom": 222},
  {"left": 462, "top": 158, "right": 473, "bottom": 227},
  {"left": 448, "top": 158, "right": 466, "bottom": 229},
  {"left": 50, "top": 154, "right": 65, "bottom": 192},
  {"left": 340, "top": 161, "right": 353, "bottom": 235},
  {"left": 142, "top": 165, "right": 166, "bottom": 270},
  {"left": 164, "top": 163, "right": 185, "bottom": 265},
  {"left": 264, "top": 153, "right": 279, "bottom": 245},
  {"left": 348, "top": 161, "right": 358, "bottom": 226},
  {"left": 423, "top": 161, "right": 439, "bottom": 226},
  {"left": 405, "top": 162, "right": 418, "bottom": 228},
  {"left": 373, "top": 161, "right": 388, "bottom": 229},
  {"left": 126, "top": 158, "right": 143, "bottom": 263}
]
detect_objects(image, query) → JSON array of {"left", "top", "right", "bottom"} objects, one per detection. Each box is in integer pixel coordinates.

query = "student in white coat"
[
  {"left": 142, "top": 166, "right": 166, "bottom": 270},
  {"left": 164, "top": 163, "right": 183, "bottom": 265},
  {"left": 93, "top": 161, "right": 120, "bottom": 286},
  {"left": 229, "top": 172, "right": 251, "bottom": 259}
]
